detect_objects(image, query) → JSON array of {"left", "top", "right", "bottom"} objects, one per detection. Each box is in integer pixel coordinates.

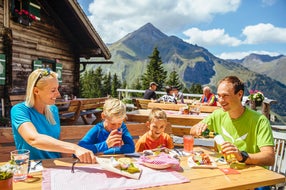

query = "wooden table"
[
  {"left": 127, "top": 109, "right": 209, "bottom": 126},
  {"left": 12, "top": 147, "right": 285, "bottom": 190}
]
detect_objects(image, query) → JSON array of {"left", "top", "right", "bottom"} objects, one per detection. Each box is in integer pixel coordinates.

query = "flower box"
[{"left": 13, "top": 9, "right": 36, "bottom": 26}]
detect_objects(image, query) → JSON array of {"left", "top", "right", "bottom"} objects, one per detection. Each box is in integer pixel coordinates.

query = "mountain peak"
[
  {"left": 120, "top": 22, "right": 168, "bottom": 43},
  {"left": 244, "top": 53, "right": 284, "bottom": 62},
  {"left": 114, "top": 23, "right": 168, "bottom": 59}
]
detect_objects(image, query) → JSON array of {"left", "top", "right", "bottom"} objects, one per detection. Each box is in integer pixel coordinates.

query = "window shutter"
[
  {"left": 33, "top": 60, "right": 42, "bottom": 70},
  {"left": 29, "top": 0, "right": 41, "bottom": 21},
  {"left": 56, "top": 63, "right": 62, "bottom": 84},
  {"left": 0, "top": 54, "right": 6, "bottom": 85}
]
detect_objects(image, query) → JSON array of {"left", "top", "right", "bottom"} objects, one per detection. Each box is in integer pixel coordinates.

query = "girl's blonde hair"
[
  {"left": 103, "top": 98, "right": 126, "bottom": 119},
  {"left": 148, "top": 108, "right": 167, "bottom": 122},
  {"left": 25, "top": 68, "right": 58, "bottom": 125}
]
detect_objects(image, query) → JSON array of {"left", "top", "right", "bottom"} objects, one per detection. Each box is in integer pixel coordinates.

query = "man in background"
[
  {"left": 143, "top": 82, "right": 158, "bottom": 100},
  {"left": 199, "top": 86, "right": 217, "bottom": 106}
]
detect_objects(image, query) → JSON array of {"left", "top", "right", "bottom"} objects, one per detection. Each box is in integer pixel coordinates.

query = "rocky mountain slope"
[
  {"left": 87, "top": 23, "right": 286, "bottom": 123},
  {"left": 229, "top": 54, "right": 286, "bottom": 85}
]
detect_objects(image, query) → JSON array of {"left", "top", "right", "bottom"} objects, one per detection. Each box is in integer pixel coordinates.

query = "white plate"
[
  {"left": 141, "top": 162, "right": 173, "bottom": 170},
  {"left": 96, "top": 157, "right": 142, "bottom": 179},
  {"left": 188, "top": 156, "right": 217, "bottom": 169}
]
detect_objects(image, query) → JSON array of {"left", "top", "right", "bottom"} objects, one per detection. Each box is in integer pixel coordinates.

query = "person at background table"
[
  {"left": 199, "top": 86, "right": 217, "bottom": 106},
  {"left": 156, "top": 86, "right": 177, "bottom": 103},
  {"left": 135, "top": 108, "right": 174, "bottom": 152},
  {"left": 171, "top": 86, "right": 184, "bottom": 103},
  {"left": 78, "top": 98, "right": 135, "bottom": 154},
  {"left": 11, "top": 68, "right": 95, "bottom": 163},
  {"left": 191, "top": 76, "right": 274, "bottom": 167},
  {"left": 143, "top": 82, "right": 158, "bottom": 100}
]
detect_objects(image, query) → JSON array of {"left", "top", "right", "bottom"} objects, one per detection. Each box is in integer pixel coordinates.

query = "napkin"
[{"left": 42, "top": 165, "right": 189, "bottom": 190}]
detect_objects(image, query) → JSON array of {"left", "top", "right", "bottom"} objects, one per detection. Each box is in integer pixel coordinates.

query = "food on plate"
[
  {"left": 191, "top": 152, "right": 212, "bottom": 165},
  {"left": 143, "top": 147, "right": 170, "bottom": 156},
  {"left": 110, "top": 157, "right": 140, "bottom": 174}
]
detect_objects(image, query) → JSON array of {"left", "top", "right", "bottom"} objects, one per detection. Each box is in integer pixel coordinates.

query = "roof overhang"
[{"left": 44, "top": 0, "right": 111, "bottom": 60}]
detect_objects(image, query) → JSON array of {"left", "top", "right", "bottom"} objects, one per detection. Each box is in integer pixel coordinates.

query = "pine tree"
[
  {"left": 166, "top": 70, "right": 183, "bottom": 90},
  {"left": 80, "top": 70, "right": 96, "bottom": 98},
  {"left": 141, "top": 47, "right": 167, "bottom": 91},
  {"left": 189, "top": 83, "right": 203, "bottom": 94},
  {"left": 102, "top": 72, "right": 112, "bottom": 96},
  {"left": 131, "top": 77, "right": 142, "bottom": 97},
  {"left": 111, "top": 73, "right": 121, "bottom": 98},
  {"left": 93, "top": 67, "right": 103, "bottom": 97}
]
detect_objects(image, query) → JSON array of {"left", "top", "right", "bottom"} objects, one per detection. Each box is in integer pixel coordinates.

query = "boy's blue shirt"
[{"left": 78, "top": 122, "right": 135, "bottom": 154}]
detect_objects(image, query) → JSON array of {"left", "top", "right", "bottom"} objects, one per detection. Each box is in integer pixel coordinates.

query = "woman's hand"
[
  {"left": 106, "top": 129, "right": 122, "bottom": 148},
  {"left": 74, "top": 146, "right": 96, "bottom": 164}
]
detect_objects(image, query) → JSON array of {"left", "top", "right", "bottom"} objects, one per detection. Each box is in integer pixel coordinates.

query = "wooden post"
[{"left": 262, "top": 99, "right": 277, "bottom": 120}]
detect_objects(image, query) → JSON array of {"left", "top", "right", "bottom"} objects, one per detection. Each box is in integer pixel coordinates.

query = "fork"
[
  {"left": 71, "top": 159, "right": 79, "bottom": 173},
  {"left": 174, "top": 148, "right": 183, "bottom": 157}
]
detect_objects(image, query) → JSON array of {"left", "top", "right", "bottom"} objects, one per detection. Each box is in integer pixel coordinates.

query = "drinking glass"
[
  {"left": 10, "top": 149, "right": 30, "bottom": 181},
  {"left": 114, "top": 128, "right": 123, "bottom": 147},
  {"left": 214, "top": 135, "right": 236, "bottom": 165},
  {"left": 183, "top": 135, "right": 194, "bottom": 153}
]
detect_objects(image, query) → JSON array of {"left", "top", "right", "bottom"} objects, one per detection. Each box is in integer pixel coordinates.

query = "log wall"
[{"left": 0, "top": 1, "right": 81, "bottom": 117}]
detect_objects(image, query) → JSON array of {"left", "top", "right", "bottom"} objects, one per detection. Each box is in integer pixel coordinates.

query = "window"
[
  {"left": 33, "top": 59, "right": 62, "bottom": 84},
  {"left": 12, "top": 0, "right": 41, "bottom": 25}
]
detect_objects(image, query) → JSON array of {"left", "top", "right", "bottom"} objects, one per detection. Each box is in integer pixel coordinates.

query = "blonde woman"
[
  {"left": 11, "top": 68, "right": 95, "bottom": 163},
  {"left": 78, "top": 98, "right": 135, "bottom": 154}
]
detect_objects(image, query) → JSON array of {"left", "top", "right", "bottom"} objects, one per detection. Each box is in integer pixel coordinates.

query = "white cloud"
[
  {"left": 217, "top": 50, "right": 281, "bottom": 60},
  {"left": 242, "top": 23, "right": 286, "bottom": 44},
  {"left": 261, "top": 0, "right": 276, "bottom": 6},
  {"left": 87, "top": 0, "right": 240, "bottom": 43},
  {"left": 183, "top": 27, "right": 241, "bottom": 47}
]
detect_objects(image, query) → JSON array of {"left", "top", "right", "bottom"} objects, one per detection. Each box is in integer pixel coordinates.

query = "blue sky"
[{"left": 77, "top": 0, "right": 286, "bottom": 59}]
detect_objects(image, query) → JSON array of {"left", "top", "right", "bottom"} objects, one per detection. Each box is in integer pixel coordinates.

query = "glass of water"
[{"left": 10, "top": 149, "right": 30, "bottom": 181}]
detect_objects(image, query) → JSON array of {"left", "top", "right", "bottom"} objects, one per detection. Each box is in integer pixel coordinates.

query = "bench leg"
[
  {"left": 91, "top": 112, "right": 102, "bottom": 125},
  {"left": 81, "top": 115, "right": 90, "bottom": 125}
]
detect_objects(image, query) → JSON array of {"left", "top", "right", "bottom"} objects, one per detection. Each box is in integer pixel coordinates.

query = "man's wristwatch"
[{"left": 239, "top": 151, "right": 249, "bottom": 163}]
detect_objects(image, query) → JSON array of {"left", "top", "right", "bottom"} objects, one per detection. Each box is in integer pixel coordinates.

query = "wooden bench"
[
  {"left": 147, "top": 102, "right": 188, "bottom": 111},
  {"left": 126, "top": 122, "right": 172, "bottom": 144},
  {"left": 0, "top": 125, "right": 94, "bottom": 161},
  {"left": 59, "top": 97, "right": 109, "bottom": 125},
  {"left": 0, "top": 122, "right": 173, "bottom": 161},
  {"left": 9, "top": 94, "right": 26, "bottom": 106},
  {"left": 59, "top": 100, "right": 82, "bottom": 125},
  {"left": 79, "top": 97, "right": 108, "bottom": 125},
  {"left": 189, "top": 105, "right": 221, "bottom": 113},
  {"left": 133, "top": 99, "right": 151, "bottom": 109}
]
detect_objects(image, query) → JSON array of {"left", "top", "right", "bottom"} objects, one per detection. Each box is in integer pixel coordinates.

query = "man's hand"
[{"left": 190, "top": 122, "right": 208, "bottom": 137}]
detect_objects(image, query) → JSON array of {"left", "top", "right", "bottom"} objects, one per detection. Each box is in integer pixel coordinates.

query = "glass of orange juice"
[{"left": 183, "top": 135, "right": 194, "bottom": 153}]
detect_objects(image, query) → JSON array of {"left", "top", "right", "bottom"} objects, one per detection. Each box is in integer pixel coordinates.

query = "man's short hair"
[{"left": 150, "top": 82, "right": 158, "bottom": 87}]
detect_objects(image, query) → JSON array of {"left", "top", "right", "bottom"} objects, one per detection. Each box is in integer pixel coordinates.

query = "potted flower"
[
  {"left": 248, "top": 90, "right": 265, "bottom": 107},
  {"left": 0, "top": 161, "right": 16, "bottom": 190}
]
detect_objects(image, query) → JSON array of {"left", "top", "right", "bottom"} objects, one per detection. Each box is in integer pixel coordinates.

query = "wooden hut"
[{"left": 0, "top": 0, "right": 111, "bottom": 117}]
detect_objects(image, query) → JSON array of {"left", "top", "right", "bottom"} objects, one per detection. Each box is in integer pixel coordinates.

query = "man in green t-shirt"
[{"left": 190, "top": 76, "right": 274, "bottom": 166}]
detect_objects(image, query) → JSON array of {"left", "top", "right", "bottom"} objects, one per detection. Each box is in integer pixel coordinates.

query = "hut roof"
[{"left": 45, "top": 0, "right": 111, "bottom": 59}]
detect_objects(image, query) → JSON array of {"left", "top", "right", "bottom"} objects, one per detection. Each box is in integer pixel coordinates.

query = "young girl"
[
  {"left": 135, "top": 108, "right": 174, "bottom": 152},
  {"left": 78, "top": 98, "right": 135, "bottom": 154}
]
